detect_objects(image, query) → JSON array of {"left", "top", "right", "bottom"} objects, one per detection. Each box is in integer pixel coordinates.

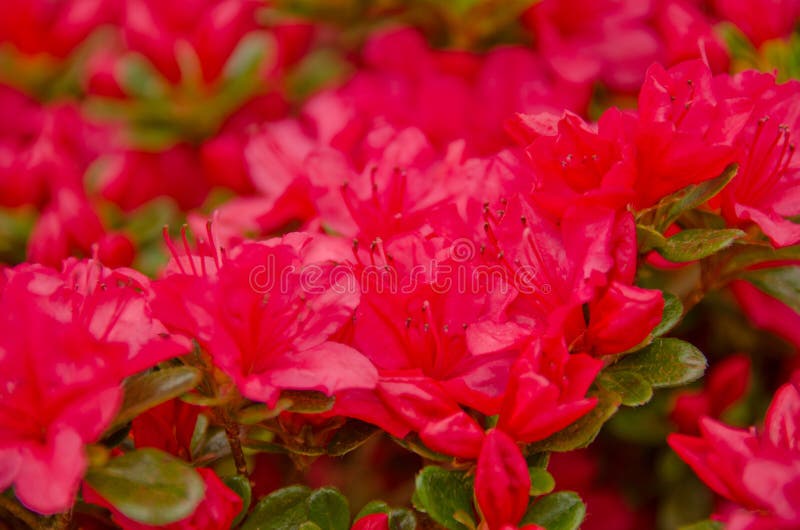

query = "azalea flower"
[
  {"left": 714, "top": 71, "right": 800, "bottom": 247},
  {"left": 669, "top": 373, "right": 800, "bottom": 529},
  {"left": 476, "top": 429, "right": 543, "bottom": 530},
  {"left": 0, "top": 259, "right": 189, "bottom": 514},
  {"left": 152, "top": 229, "right": 377, "bottom": 406}
]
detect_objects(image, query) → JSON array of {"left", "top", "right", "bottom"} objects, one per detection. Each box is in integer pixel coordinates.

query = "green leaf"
[
  {"left": 223, "top": 475, "right": 252, "bottom": 527},
  {"left": 656, "top": 228, "right": 744, "bottom": 262},
  {"left": 281, "top": 390, "right": 336, "bottom": 414},
  {"left": 723, "top": 243, "right": 800, "bottom": 274},
  {"left": 189, "top": 413, "right": 210, "bottom": 460},
  {"left": 636, "top": 224, "right": 668, "bottom": 253},
  {"left": 242, "top": 485, "right": 312, "bottom": 530},
  {"left": 388, "top": 509, "right": 417, "bottom": 530},
  {"left": 527, "top": 388, "right": 621, "bottom": 452},
  {"left": 223, "top": 33, "right": 273, "bottom": 80},
  {"left": 356, "top": 501, "right": 390, "bottom": 519},
  {"left": 655, "top": 164, "right": 738, "bottom": 231},
  {"left": 307, "top": 488, "right": 350, "bottom": 530},
  {"left": 120, "top": 56, "right": 168, "bottom": 98},
  {"left": 521, "top": 491, "right": 586, "bottom": 530},
  {"left": 528, "top": 467, "right": 556, "bottom": 496},
  {"left": 109, "top": 367, "right": 201, "bottom": 431},
  {"left": 299, "top": 523, "right": 322, "bottom": 530},
  {"left": 742, "top": 266, "right": 800, "bottom": 314},
  {"left": 326, "top": 420, "right": 380, "bottom": 456},
  {"left": 596, "top": 370, "right": 653, "bottom": 407},
  {"left": 652, "top": 292, "right": 683, "bottom": 337},
  {"left": 609, "top": 338, "right": 707, "bottom": 388},
  {"left": 84, "top": 449, "right": 204, "bottom": 525},
  {"left": 413, "top": 466, "right": 475, "bottom": 530}
]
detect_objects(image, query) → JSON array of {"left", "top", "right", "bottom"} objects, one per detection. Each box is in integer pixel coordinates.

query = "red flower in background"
[
  {"left": 120, "top": 0, "right": 260, "bottom": 84},
  {"left": 0, "top": 0, "right": 115, "bottom": 58},
  {"left": 670, "top": 354, "right": 751, "bottom": 434},
  {"left": 669, "top": 374, "right": 800, "bottom": 529},
  {"left": 711, "top": 0, "right": 800, "bottom": 47},
  {"left": 308, "top": 27, "right": 591, "bottom": 157}
]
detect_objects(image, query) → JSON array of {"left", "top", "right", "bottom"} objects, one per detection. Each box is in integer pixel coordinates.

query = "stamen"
[
  {"left": 180, "top": 225, "right": 198, "bottom": 276},
  {"left": 163, "top": 226, "right": 187, "bottom": 275}
]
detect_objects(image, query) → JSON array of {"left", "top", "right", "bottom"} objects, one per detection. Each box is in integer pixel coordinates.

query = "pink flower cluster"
[{"left": 1, "top": 0, "right": 800, "bottom": 528}]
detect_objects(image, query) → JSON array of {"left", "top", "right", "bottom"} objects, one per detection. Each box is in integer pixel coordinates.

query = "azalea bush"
[{"left": 1, "top": 1, "right": 800, "bottom": 529}]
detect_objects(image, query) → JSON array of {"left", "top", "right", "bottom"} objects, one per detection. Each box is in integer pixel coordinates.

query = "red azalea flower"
[
  {"left": 131, "top": 399, "right": 205, "bottom": 461},
  {"left": 522, "top": 0, "right": 661, "bottom": 92},
  {"left": 333, "top": 234, "right": 511, "bottom": 458},
  {"left": 0, "top": 0, "right": 116, "bottom": 58},
  {"left": 121, "top": 0, "right": 259, "bottom": 84},
  {"left": 152, "top": 230, "right": 377, "bottom": 406},
  {"left": 98, "top": 145, "right": 212, "bottom": 212},
  {"left": 632, "top": 60, "right": 746, "bottom": 208},
  {"left": 475, "top": 429, "right": 541, "bottom": 530},
  {"left": 514, "top": 60, "right": 749, "bottom": 210},
  {"left": 27, "top": 188, "right": 106, "bottom": 267},
  {"left": 654, "top": 0, "right": 729, "bottom": 74},
  {"left": 0, "top": 86, "right": 102, "bottom": 209},
  {"left": 482, "top": 195, "right": 663, "bottom": 356},
  {"left": 352, "top": 513, "right": 391, "bottom": 530},
  {"left": 712, "top": 0, "right": 800, "bottom": 47},
  {"left": 0, "top": 260, "right": 188, "bottom": 514},
  {"left": 496, "top": 338, "right": 601, "bottom": 443},
  {"left": 714, "top": 71, "right": 800, "bottom": 247},
  {"left": 669, "top": 374, "right": 800, "bottom": 528},
  {"left": 307, "top": 27, "right": 590, "bottom": 157}
]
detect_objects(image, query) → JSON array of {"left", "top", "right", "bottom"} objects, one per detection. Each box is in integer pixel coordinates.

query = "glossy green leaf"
[
  {"left": 724, "top": 242, "right": 800, "bottom": 274},
  {"left": 326, "top": 420, "right": 380, "bottom": 456},
  {"left": 84, "top": 449, "right": 204, "bottom": 525},
  {"left": 609, "top": 338, "right": 707, "bottom": 388},
  {"left": 355, "top": 500, "right": 390, "bottom": 519},
  {"left": 109, "top": 367, "right": 201, "bottom": 431},
  {"left": 636, "top": 224, "right": 667, "bottom": 252},
  {"left": 655, "top": 164, "right": 738, "bottom": 230},
  {"left": 656, "top": 229, "right": 744, "bottom": 262},
  {"left": 307, "top": 488, "right": 350, "bottom": 530},
  {"left": 528, "top": 467, "right": 556, "bottom": 496},
  {"left": 521, "top": 491, "right": 586, "bottom": 530},
  {"left": 223, "top": 475, "right": 252, "bottom": 527},
  {"left": 242, "top": 485, "right": 312, "bottom": 530},
  {"left": 413, "top": 466, "right": 475, "bottom": 530},
  {"left": 597, "top": 370, "right": 653, "bottom": 407},
  {"left": 652, "top": 292, "right": 683, "bottom": 337}
]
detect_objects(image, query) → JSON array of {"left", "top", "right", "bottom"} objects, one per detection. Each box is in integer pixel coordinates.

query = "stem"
[
  {"left": 221, "top": 412, "right": 248, "bottom": 477},
  {"left": 0, "top": 496, "right": 41, "bottom": 529},
  {"left": 50, "top": 511, "right": 72, "bottom": 530}
]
